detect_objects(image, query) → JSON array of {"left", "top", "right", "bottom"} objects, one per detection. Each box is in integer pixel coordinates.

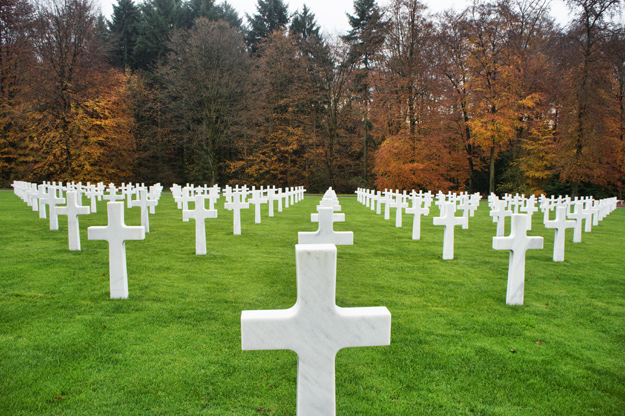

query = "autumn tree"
[
  {"left": 0, "top": 0, "right": 34, "bottom": 186},
  {"left": 555, "top": 0, "right": 622, "bottom": 196},
  {"left": 157, "top": 18, "right": 251, "bottom": 185},
  {"left": 373, "top": 0, "right": 465, "bottom": 191},
  {"left": 26, "top": 0, "right": 109, "bottom": 180},
  {"left": 343, "top": 0, "right": 388, "bottom": 186},
  {"left": 605, "top": 25, "right": 625, "bottom": 197}
]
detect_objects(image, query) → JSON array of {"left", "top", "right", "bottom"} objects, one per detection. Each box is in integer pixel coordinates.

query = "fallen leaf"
[
  {"left": 546, "top": 303, "right": 549, "bottom": 306},
  {"left": 556, "top": 276, "right": 559, "bottom": 279},
  {"left": 55, "top": 397, "right": 62, "bottom": 400}
]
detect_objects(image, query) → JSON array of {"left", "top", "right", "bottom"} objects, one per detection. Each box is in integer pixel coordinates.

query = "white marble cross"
[
  {"left": 183, "top": 194, "right": 217, "bottom": 255},
  {"left": 567, "top": 201, "right": 585, "bottom": 243},
  {"left": 433, "top": 202, "right": 468, "bottom": 260},
  {"left": 103, "top": 184, "right": 124, "bottom": 202},
  {"left": 493, "top": 214, "right": 544, "bottom": 305},
  {"left": 241, "top": 244, "right": 391, "bottom": 416},
  {"left": 405, "top": 194, "right": 429, "bottom": 240},
  {"left": 55, "top": 191, "right": 91, "bottom": 251},
  {"left": 47, "top": 186, "right": 66, "bottom": 231},
  {"left": 390, "top": 192, "right": 409, "bottom": 227},
  {"left": 490, "top": 199, "right": 511, "bottom": 237},
  {"left": 224, "top": 191, "right": 249, "bottom": 235},
  {"left": 180, "top": 186, "right": 196, "bottom": 212},
  {"left": 85, "top": 184, "right": 99, "bottom": 213},
  {"left": 248, "top": 190, "right": 268, "bottom": 224},
  {"left": 267, "top": 188, "right": 279, "bottom": 217},
  {"left": 382, "top": 191, "right": 392, "bottom": 220},
  {"left": 520, "top": 196, "right": 538, "bottom": 230},
  {"left": 88, "top": 202, "right": 145, "bottom": 299},
  {"left": 456, "top": 196, "right": 471, "bottom": 229},
  {"left": 37, "top": 184, "right": 50, "bottom": 219},
  {"left": 582, "top": 200, "right": 594, "bottom": 232},
  {"left": 544, "top": 205, "right": 575, "bottom": 262},
  {"left": 299, "top": 207, "right": 353, "bottom": 245},
  {"left": 130, "top": 188, "right": 157, "bottom": 233}
]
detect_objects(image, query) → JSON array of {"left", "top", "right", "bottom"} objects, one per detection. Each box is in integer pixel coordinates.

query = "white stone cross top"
[
  {"left": 241, "top": 244, "right": 391, "bottom": 416},
  {"left": 56, "top": 191, "right": 91, "bottom": 251},
  {"left": 224, "top": 191, "right": 249, "bottom": 235},
  {"left": 390, "top": 192, "right": 409, "bottom": 228},
  {"left": 205, "top": 186, "right": 220, "bottom": 211},
  {"left": 375, "top": 191, "right": 382, "bottom": 215},
  {"left": 567, "top": 201, "right": 585, "bottom": 243},
  {"left": 299, "top": 207, "right": 353, "bottom": 245},
  {"left": 180, "top": 186, "right": 196, "bottom": 212},
  {"left": 85, "top": 184, "right": 99, "bottom": 213},
  {"left": 490, "top": 199, "right": 511, "bottom": 237},
  {"left": 88, "top": 202, "right": 145, "bottom": 299},
  {"left": 582, "top": 200, "right": 594, "bottom": 232},
  {"left": 103, "top": 184, "right": 124, "bottom": 202},
  {"left": 405, "top": 195, "right": 429, "bottom": 240},
  {"left": 382, "top": 191, "right": 392, "bottom": 220},
  {"left": 493, "top": 214, "right": 543, "bottom": 305},
  {"left": 47, "top": 185, "right": 66, "bottom": 231},
  {"left": 183, "top": 194, "right": 217, "bottom": 255},
  {"left": 433, "top": 202, "right": 468, "bottom": 260},
  {"left": 248, "top": 190, "right": 268, "bottom": 224},
  {"left": 267, "top": 188, "right": 278, "bottom": 217},
  {"left": 520, "top": 196, "right": 538, "bottom": 230},
  {"left": 130, "top": 188, "right": 157, "bottom": 233},
  {"left": 544, "top": 205, "right": 575, "bottom": 262},
  {"left": 456, "top": 196, "right": 471, "bottom": 229},
  {"left": 37, "top": 184, "right": 50, "bottom": 219}
]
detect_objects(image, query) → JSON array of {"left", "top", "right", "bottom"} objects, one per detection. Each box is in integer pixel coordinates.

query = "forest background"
[{"left": 0, "top": 0, "right": 623, "bottom": 197}]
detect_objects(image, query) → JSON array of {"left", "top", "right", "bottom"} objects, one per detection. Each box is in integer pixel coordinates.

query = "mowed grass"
[{"left": 1, "top": 189, "right": 624, "bottom": 416}]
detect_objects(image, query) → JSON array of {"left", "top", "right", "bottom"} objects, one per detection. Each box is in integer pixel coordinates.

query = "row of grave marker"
[
  {"left": 11, "top": 181, "right": 306, "bottom": 298},
  {"left": 10, "top": 182, "right": 620, "bottom": 414},
  {"left": 355, "top": 187, "right": 619, "bottom": 305},
  {"left": 11, "top": 182, "right": 390, "bottom": 415}
]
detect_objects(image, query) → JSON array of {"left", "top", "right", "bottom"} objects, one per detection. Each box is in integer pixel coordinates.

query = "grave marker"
[
  {"left": 88, "top": 202, "right": 145, "bottom": 299},
  {"left": 544, "top": 205, "right": 575, "bottom": 262},
  {"left": 56, "top": 191, "right": 91, "bottom": 251},
  {"left": 130, "top": 187, "right": 157, "bottom": 233},
  {"left": 433, "top": 202, "right": 467, "bottom": 260},
  {"left": 224, "top": 191, "right": 249, "bottom": 235},
  {"left": 493, "top": 214, "right": 544, "bottom": 305},
  {"left": 405, "top": 194, "right": 429, "bottom": 240},
  {"left": 241, "top": 244, "right": 391, "bottom": 416},
  {"left": 47, "top": 185, "right": 65, "bottom": 231},
  {"left": 299, "top": 207, "right": 353, "bottom": 245},
  {"left": 183, "top": 194, "right": 217, "bottom": 255}
]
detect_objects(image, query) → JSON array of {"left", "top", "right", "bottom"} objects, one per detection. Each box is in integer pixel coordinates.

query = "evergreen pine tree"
[
  {"left": 290, "top": 4, "right": 321, "bottom": 42},
  {"left": 133, "top": 0, "right": 185, "bottom": 69},
  {"left": 108, "top": 0, "right": 140, "bottom": 69},
  {"left": 244, "top": 0, "right": 289, "bottom": 53}
]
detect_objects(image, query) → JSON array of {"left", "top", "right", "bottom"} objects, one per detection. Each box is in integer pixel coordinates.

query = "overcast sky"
[{"left": 96, "top": 0, "right": 604, "bottom": 35}]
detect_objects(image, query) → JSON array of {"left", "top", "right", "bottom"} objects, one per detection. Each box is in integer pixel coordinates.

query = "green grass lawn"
[{"left": 1, "top": 190, "right": 624, "bottom": 415}]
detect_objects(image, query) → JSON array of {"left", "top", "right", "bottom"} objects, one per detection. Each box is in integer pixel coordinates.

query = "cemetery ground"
[{"left": 1, "top": 190, "right": 624, "bottom": 416}]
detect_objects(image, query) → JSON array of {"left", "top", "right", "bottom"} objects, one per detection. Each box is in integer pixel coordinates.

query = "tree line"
[{"left": 1, "top": 0, "right": 623, "bottom": 196}]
